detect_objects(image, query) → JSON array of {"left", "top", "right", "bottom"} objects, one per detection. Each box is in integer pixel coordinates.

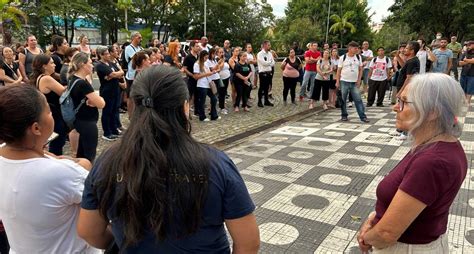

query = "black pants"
[
  {"left": 74, "top": 119, "right": 98, "bottom": 162},
  {"left": 196, "top": 87, "right": 218, "bottom": 121},
  {"left": 312, "top": 79, "right": 330, "bottom": 101},
  {"left": 48, "top": 111, "right": 68, "bottom": 156},
  {"left": 125, "top": 78, "right": 133, "bottom": 96},
  {"left": 217, "top": 78, "right": 229, "bottom": 109},
  {"left": 258, "top": 72, "right": 272, "bottom": 103},
  {"left": 367, "top": 79, "right": 388, "bottom": 106},
  {"left": 234, "top": 82, "right": 251, "bottom": 108},
  {"left": 0, "top": 230, "right": 9, "bottom": 254},
  {"left": 283, "top": 76, "right": 298, "bottom": 102},
  {"left": 115, "top": 87, "right": 122, "bottom": 128},
  {"left": 101, "top": 89, "right": 119, "bottom": 136}
]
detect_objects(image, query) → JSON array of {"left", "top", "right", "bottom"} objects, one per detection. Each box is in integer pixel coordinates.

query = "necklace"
[{"left": 417, "top": 132, "right": 445, "bottom": 147}]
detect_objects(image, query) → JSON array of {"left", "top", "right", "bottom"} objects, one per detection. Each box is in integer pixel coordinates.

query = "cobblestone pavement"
[
  {"left": 224, "top": 98, "right": 474, "bottom": 253},
  {"left": 91, "top": 64, "right": 320, "bottom": 155}
]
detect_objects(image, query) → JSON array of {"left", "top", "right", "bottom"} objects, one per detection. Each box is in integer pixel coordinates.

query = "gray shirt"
[{"left": 432, "top": 49, "right": 453, "bottom": 73}]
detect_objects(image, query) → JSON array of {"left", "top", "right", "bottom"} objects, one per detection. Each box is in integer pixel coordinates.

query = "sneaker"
[
  {"left": 102, "top": 135, "right": 117, "bottom": 141},
  {"left": 211, "top": 116, "right": 221, "bottom": 121},
  {"left": 341, "top": 117, "right": 349, "bottom": 122},
  {"left": 366, "top": 104, "right": 373, "bottom": 107},
  {"left": 361, "top": 118, "right": 370, "bottom": 123},
  {"left": 376, "top": 104, "right": 385, "bottom": 107},
  {"left": 292, "top": 101, "right": 298, "bottom": 105},
  {"left": 398, "top": 133, "right": 408, "bottom": 140},
  {"left": 220, "top": 109, "right": 228, "bottom": 115},
  {"left": 264, "top": 102, "right": 274, "bottom": 107},
  {"left": 389, "top": 130, "right": 402, "bottom": 137},
  {"left": 258, "top": 102, "right": 264, "bottom": 107},
  {"left": 202, "top": 118, "right": 210, "bottom": 122}
]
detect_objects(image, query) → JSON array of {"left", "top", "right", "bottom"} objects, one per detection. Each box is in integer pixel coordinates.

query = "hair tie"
[
  {"left": 141, "top": 97, "right": 154, "bottom": 108},
  {"left": 453, "top": 116, "right": 458, "bottom": 126}
]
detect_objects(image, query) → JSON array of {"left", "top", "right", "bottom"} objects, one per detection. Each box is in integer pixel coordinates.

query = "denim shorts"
[{"left": 461, "top": 75, "right": 474, "bottom": 95}]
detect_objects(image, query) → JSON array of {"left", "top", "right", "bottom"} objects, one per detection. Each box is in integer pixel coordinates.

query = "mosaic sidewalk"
[{"left": 224, "top": 100, "right": 474, "bottom": 253}]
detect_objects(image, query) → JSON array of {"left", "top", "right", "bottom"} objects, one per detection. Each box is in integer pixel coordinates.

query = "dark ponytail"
[{"left": 96, "top": 65, "right": 210, "bottom": 248}]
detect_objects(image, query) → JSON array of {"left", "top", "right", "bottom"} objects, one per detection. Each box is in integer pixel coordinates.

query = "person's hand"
[
  {"left": 356, "top": 79, "right": 361, "bottom": 87},
  {"left": 357, "top": 212, "right": 376, "bottom": 253},
  {"left": 335, "top": 81, "right": 340, "bottom": 89}
]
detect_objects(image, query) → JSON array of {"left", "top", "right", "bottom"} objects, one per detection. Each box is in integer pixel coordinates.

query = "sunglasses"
[{"left": 397, "top": 97, "right": 413, "bottom": 111}]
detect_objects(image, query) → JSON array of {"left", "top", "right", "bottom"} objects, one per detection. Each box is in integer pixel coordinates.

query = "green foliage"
[
  {"left": 372, "top": 21, "right": 417, "bottom": 53},
  {"left": 388, "top": 0, "right": 474, "bottom": 42},
  {"left": 0, "top": 0, "right": 27, "bottom": 45},
  {"left": 273, "top": 0, "right": 373, "bottom": 50}
]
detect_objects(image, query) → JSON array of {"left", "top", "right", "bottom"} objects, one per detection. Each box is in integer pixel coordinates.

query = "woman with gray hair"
[{"left": 357, "top": 73, "right": 467, "bottom": 253}]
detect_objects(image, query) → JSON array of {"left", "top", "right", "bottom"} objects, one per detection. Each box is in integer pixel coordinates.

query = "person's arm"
[
  {"left": 427, "top": 49, "right": 437, "bottom": 62},
  {"left": 193, "top": 68, "right": 215, "bottom": 80},
  {"left": 335, "top": 67, "right": 342, "bottom": 88},
  {"left": 257, "top": 52, "right": 274, "bottom": 67},
  {"left": 0, "top": 69, "right": 17, "bottom": 84},
  {"left": 316, "top": 62, "right": 324, "bottom": 77},
  {"left": 225, "top": 213, "right": 260, "bottom": 254},
  {"left": 77, "top": 209, "right": 114, "bottom": 249},
  {"left": 446, "top": 58, "right": 453, "bottom": 75},
  {"left": 356, "top": 65, "right": 363, "bottom": 86},
  {"left": 280, "top": 58, "right": 287, "bottom": 71},
  {"left": 86, "top": 92, "right": 106, "bottom": 109},
  {"left": 40, "top": 75, "right": 66, "bottom": 96},
  {"left": 18, "top": 52, "right": 29, "bottom": 82},
  {"left": 397, "top": 54, "right": 406, "bottom": 67},
  {"left": 363, "top": 190, "right": 426, "bottom": 249}
]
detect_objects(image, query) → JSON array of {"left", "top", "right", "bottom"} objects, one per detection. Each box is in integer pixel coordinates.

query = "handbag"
[
  {"left": 209, "top": 80, "right": 218, "bottom": 95},
  {"left": 335, "top": 89, "right": 343, "bottom": 108}
]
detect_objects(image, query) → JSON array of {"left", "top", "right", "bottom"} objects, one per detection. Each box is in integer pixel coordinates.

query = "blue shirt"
[
  {"left": 81, "top": 147, "right": 255, "bottom": 253},
  {"left": 432, "top": 49, "right": 453, "bottom": 73}
]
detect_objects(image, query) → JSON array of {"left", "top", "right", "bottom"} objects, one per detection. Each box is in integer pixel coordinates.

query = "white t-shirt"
[
  {"left": 219, "top": 62, "right": 231, "bottom": 80},
  {"left": 205, "top": 59, "right": 220, "bottom": 81},
  {"left": 0, "top": 156, "right": 99, "bottom": 254},
  {"left": 246, "top": 53, "right": 255, "bottom": 64},
  {"left": 194, "top": 62, "right": 210, "bottom": 88},
  {"left": 369, "top": 56, "right": 392, "bottom": 81},
  {"left": 338, "top": 54, "right": 362, "bottom": 82},
  {"left": 362, "top": 49, "right": 374, "bottom": 69},
  {"left": 417, "top": 50, "right": 428, "bottom": 74}
]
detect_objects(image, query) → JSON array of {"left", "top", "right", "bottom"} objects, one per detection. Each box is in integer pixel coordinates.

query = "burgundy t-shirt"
[
  {"left": 304, "top": 50, "right": 321, "bottom": 71},
  {"left": 372, "top": 141, "right": 467, "bottom": 244}
]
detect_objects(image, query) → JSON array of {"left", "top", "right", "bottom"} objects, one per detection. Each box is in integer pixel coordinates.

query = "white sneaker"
[
  {"left": 220, "top": 109, "right": 228, "bottom": 115},
  {"left": 397, "top": 133, "right": 408, "bottom": 140},
  {"left": 202, "top": 118, "right": 210, "bottom": 122}
]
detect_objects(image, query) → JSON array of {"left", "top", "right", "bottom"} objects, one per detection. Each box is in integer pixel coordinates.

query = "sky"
[{"left": 267, "top": 0, "right": 395, "bottom": 24}]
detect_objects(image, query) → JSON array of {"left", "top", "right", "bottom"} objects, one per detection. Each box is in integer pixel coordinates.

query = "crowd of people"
[{"left": 0, "top": 30, "right": 473, "bottom": 253}]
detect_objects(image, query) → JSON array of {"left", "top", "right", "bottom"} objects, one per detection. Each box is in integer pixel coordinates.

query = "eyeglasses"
[{"left": 397, "top": 97, "right": 413, "bottom": 111}]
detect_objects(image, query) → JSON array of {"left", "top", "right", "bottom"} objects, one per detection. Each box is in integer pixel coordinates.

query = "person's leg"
[
  {"left": 208, "top": 89, "right": 219, "bottom": 120},
  {"left": 263, "top": 74, "right": 271, "bottom": 104},
  {"left": 282, "top": 77, "right": 290, "bottom": 102},
  {"left": 258, "top": 73, "right": 265, "bottom": 105},
  {"left": 196, "top": 87, "right": 207, "bottom": 121},
  {"left": 114, "top": 88, "right": 122, "bottom": 129},
  {"left": 290, "top": 77, "right": 297, "bottom": 103},
  {"left": 340, "top": 81, "right": 350, "bottom": 119},
  {"left": 79, "top": 121, "right": 98, "bottom": 162},
  {"left": 350, "top": 83, "right": 367, "bottom": 120},
  {"left": 48, "top": 115, "right": 67, "bottom": 156},
  {"left": 242, "top": 84, "right": 250, "bottom": 108},
  {"left": 234, "top": 82, "right": 243, "bottom": 109},
  {"left": 377, "top": 80, "right": 387, "bottom": 106},
  {"left": 300, "top": 71, "right": 311, "bottom": 97},
  {"left": 467, "top": 76, "right": 474, "bottom": 107},
  {"left": 100, "top": 90, "right": 114, "bottom": 137},
  {"left": 362, "top": 68, "right": 370, "bottom": 94},
  {"left": 367, "top": 79, "right": 376, "bottom": 106},
  {"left": 312, "top": 79, "right": 322, "bottom": 102},
  {"left": 308, "top": 71, "right": 317, "bottom": 98},
  {"left": 391, "top": 86, "right": 398, "bottom": 104},
  {"left": 451, "top": 58, "right": 459, "bottom": 80},
  {"left": 219, "top": 78, "right": 229, "bottom": 109}
]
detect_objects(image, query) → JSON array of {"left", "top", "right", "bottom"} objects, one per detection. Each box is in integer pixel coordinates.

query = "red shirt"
[
  {"left": 373, "top": 141, "right": 467, "bottom": 244},
  {"left": 304, "top": 50, "right": 321, "bottom": 71}
]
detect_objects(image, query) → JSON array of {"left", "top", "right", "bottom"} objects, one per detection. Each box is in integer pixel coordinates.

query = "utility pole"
[
  {"left": 204, "top": 0, "right": 207, "bottom": 37},
  {"left": 325, "top": 0, "right": 332, "bottom": 43}
]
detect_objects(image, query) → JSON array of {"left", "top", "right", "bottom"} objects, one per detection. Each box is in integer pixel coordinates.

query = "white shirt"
[
  {"left": 125, "top": 44, "right": 143, "bottom": 80},
  {"left": 246, "top": 52, "right": 255, "bottom": 64},
  {"left": 0, "top": 156, "right": 100, "bottom": 254},
  {"left": 362, "top": 49, "right": 374, "bottom": 69},
  {"left": 369, "top": 56, "right": 392, "bottom": 81},
  {"left": 338, "top": 54, "right": 362, "bottom": 82},
  {"left": 194, "top": 62, "right": 211, "bottom": 88},
  {"left": 219, "top": 62, "right": 231, "bottom": 80},
  {"left": 205, "top": 59, "right": 220, "bottom": 80},
  {"left": 417, "top": 50, "right": 428, "bottom": 74},
  {"left": 257, "top": 50, "right": 275, "bottom": 73}
]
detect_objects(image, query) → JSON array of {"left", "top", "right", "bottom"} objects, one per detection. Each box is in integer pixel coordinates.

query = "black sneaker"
[
  {"left": 341, "top": 117, "right": 349, "bottom": 122},
  {"left": 376, "top": 104, "right": 384, "bottom": 107},
  {"left": 264, "top": 102, "right": 274, "bottom": 107},
  {"left": 366, "top": 104, "right": 373, "bottom": 107},
  {"left": 258, "top": 102, "right": 264, "bottom": 107},
  {"left": 361, "top": 118, "right": 370, "bottom": 123}
]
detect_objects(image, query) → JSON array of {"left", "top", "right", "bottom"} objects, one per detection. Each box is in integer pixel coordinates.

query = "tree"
[
  {"left": 0, "top": 0, "right": 27, "bottom": 46},
  {"left": 388, "top": 0, "right": 474, "bottom": 42},
  {"left": 329, "top": 11, "right": 356, "bottom": 47},
  {"left": 117, "top": 0, "right": 132, "bottom": 30}
]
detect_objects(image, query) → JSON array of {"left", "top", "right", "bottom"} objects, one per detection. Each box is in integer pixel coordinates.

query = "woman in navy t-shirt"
[
  {"left": 77, "top": 65, "right": 259, "bottom": 253},
  {"left": 357, "top": 73, "right": 467, "bottom": 253}
]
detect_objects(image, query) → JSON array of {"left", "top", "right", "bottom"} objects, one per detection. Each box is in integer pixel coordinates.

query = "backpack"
[
  {"left": 342, "top": 53, "right": 362, "bottom": 63},
  {"left": 119, "top": 51, "right": 128, "bottom": 71},
  {"left": 371, "top": 56, "right": 390, "bottom": 65},
  {"left": 60, "top": 79, "right": 86, "bottom": 129}
]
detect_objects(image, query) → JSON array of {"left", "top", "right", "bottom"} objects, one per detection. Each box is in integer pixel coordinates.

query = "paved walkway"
[{"left": 223, "top": 99, "right": 474, "bottom": 253}]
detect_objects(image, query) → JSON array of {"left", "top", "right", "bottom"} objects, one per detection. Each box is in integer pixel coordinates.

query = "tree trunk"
[
  {"left": 64, "top": 15, "right": 69, "bottom": 41},
  {"left": 125, "top": 8, "right": 128, "bottom": 30},
  {"left": 70, "top": 20, "right": 75, "bottom": 45}
]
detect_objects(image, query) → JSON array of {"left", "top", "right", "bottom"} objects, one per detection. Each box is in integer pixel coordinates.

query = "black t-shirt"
[
  {"left": 284, "top": 57, "right": 302, "bottom": 70},
  {"left": 70, "top": 75, "right": 98, "bottom": 122},
  {"left": 183, "top": 53, "right": 198, "bottom": 85},
  {"left": 233, "top": 62, "right": 251, "bottom": 86},
  {"left": 461, "top": 50, "right": 474, "bottom": 77},
  {"left": 52, "top": 52, "right": 64, "bottom": 75},
  {"left": 95, "top": 61, "right": 120, "bottom": 94},
  {"left": 397, "top": 57, "right": 420, "bottom": 89},
  {"left": 0, "top": 61, "right": 19, "bottom": 80}
]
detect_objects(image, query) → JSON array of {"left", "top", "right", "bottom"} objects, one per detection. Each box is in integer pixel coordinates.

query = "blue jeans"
[
  {"left": 340, "top": 81, "right": 367, "bottom": 120},
  {"left": 300, "top": 70, "right": 316, "bottom": 97},
  {"left": 196, "top": 87, "right": 218, "bottom": 121},
  {"left": 362, "top": 68, "right": 370, "bottom": 85}
]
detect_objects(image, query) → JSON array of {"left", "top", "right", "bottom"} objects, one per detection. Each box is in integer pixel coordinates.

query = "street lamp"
[
  {"left": 325, "top": 0, "right": 332, "bottom": 44},
  {"left": 204, "top": 0, "right": 207, "bottom": 37}
]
